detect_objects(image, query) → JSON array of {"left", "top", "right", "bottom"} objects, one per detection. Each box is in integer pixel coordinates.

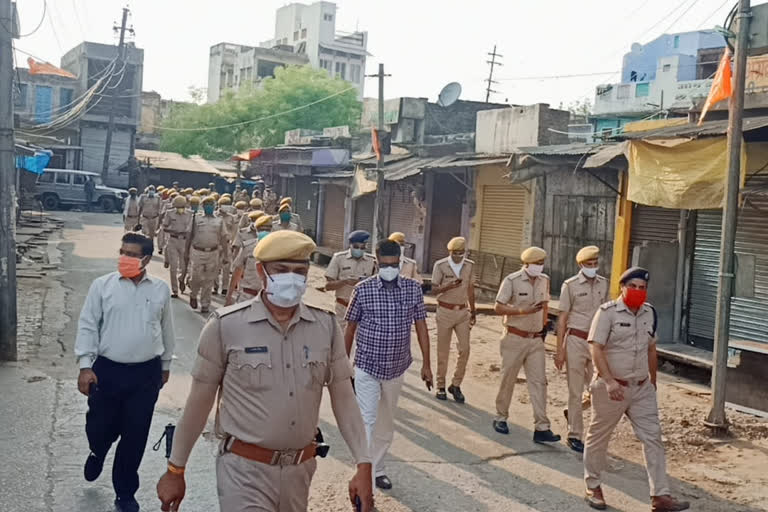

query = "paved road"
[{"left": 1, "top": 211, "right": 760, "bottom": 512}]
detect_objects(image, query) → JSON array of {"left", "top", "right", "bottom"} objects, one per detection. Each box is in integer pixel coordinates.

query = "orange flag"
[
  {"left": 699, "top": 49, "right": 732, "bottom": 125},
  {"left": 371, "top": 127, "right": 381, "bottom": 160}
]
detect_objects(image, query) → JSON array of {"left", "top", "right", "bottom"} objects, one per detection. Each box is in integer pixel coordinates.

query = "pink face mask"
[{"left": 118, "top": 255, "right": 143, "bottom": 278}]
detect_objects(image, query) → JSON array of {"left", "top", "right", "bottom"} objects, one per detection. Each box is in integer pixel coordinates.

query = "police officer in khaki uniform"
[
  {"left": 239, "top": 198, "right": 264, "bottom": 229},
  {"left": 278, "top": 197, "right": 304, "bottom": 232},
  {"left": 138, "top": 185, "right": 163, "bottom": 242},
  {"left": 263, "top": 187, "right": 278, "bottom": 214},
  {"left": 162, "top": 196, "right": 192, "bottom": 298},
  {"left": 583, "top": 268, "right": 689, "bottom": 512},
  {"left": 325, "top": 230, "right": 377, "bottom": 329},
  {"left": 185, "top": 196, "right": 228, "bottom": 314},
  {"left": 215, "top": 196, "right": 238, "bottom": 295},
  {"left": 273, "top": 203, "right": 300, "bottom": 232},
  {"left": 157, "top": 190, "right": 174, "bottom": 256},
  {"left": 123, "top": 188, "right": 140, "bottom": 231},
  {"left": 388, "top": 232, "right": 422, "bottom": 283},
  {"left": 493, "top": 246, "right": 561, "bottom": 444},
  {"left": 431, "top": 236, "right": 476, "bottom": 403},
  {"left": 232, "top": 210, "right": 264, "bottom": 249},
  {"left": 225, "top": 215, "right": 273, "bottom": 306},
  {"left": 157, "top": 231, "right": 374, "bottom": 512},
  {"left": 555, "top": 245, "right": 609, "bottom": 453}
]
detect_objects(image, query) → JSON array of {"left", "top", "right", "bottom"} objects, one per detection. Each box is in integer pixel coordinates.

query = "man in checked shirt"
[{"left": 344, "top": 239, "right": 433, "bottom": 492}]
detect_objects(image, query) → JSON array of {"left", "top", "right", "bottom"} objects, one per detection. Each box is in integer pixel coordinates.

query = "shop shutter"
[
  {"left": 428, "top": 174, "right": 464, "bottom": 268},
  {"left": 387, "top": 185, "right": 417, "bottom": 257},
  {"left": 294, "top": 177, "right": 318, "bottom": 239},
  {"left": 630, "top": 205, "right": 680, "bottom": 245},
  {"left": 689, "top": 175, "right": 768, "bottom": 347},
  {"left": 353, "top": 194, "right": 375, "bottom": 234},
  {"left": 475, "top": 184, "right": 526, "bottom": 287},
  {"left": 321, "top": 184, "right": 345, "bottom": 251}
]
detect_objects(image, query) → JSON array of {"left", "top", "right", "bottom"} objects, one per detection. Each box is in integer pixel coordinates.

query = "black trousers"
[{"left": 86, "top": 356, "right": 162, "bottom": 500}]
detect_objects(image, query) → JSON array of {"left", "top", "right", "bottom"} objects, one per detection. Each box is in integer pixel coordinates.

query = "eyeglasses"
[{"left": 378, "top": 262, "right": 399, "bottom": 269}]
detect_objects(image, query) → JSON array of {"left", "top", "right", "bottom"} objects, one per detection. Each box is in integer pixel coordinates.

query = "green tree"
[{"left": 160, "top": 66, "right": 361, "bottom": 159}]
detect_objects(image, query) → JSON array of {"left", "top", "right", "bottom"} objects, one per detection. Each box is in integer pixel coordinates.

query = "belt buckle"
[{"left": 272, "top": 449, "right": 303, "bottom": 466}]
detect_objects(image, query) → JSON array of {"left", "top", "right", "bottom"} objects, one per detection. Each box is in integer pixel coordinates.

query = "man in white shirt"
[{"left": 75, "top": 232, "right": 175, "bottom": 512}]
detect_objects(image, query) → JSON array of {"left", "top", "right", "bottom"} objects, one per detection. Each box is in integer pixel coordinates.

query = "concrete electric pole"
[
  {"left": 367, "top": 63, "right": 390, "bottom": 246},
  {"left": 485, "top": 45, "right": 502, "bottom": 103},
  {"left": 0, "top": 0, "right": 17, "bottom": 361},
  {"left": 101, "top": 7, "right": 131, "bottom": 183},
  {"left": 706, "top": 0, "right": 751, "bottom": 434}
]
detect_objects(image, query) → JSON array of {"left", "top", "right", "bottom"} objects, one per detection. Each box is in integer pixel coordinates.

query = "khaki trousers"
[
  {"left": 494, "top": 333, "right": 551, "bottom": 431},
  {"left": 584, "top": 378, "right": 670, "bottom": 496},
  {"left": 436, "top": 306, "right": 471, "bottom": 388},
  {"left": 165, "top": 237, "right": 186, "bottom": 295},
  {"left": 190, "top": 248, "right": 220, "bottom": 309},
  {"left": 124, "top": 215, "right": 139, "bottom": 232},
  {"left": 565, "top": 334, "right": 593, "bottom": 440},
  {"left": 141, "top": 216, "right": 159, "bottom": 239},
  {"left": 335, "top": 301, "right": 348, "bottom": 331},
  {"left": 158, "top": 225, "right": 167, "bottom": 253},
  {"left": 218, "top": 254, "right": 231, "bottom": 291},
  {"left": 216, "top": 450, "right": 317, "bottom": 512}
]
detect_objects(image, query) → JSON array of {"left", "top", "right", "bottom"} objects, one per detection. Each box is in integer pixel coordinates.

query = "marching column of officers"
[{"left": 123, "top": 181, "right": 689, "bottom": 512}]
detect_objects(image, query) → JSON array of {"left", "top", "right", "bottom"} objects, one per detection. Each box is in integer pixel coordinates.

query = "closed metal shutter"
[
  {"left": 81, "top": 126, "right": 131, "bottom": 187},
  {"left": 295, "top": 177, "right": 318, "bottom": 238},
  {"left": 630, "top": 205, "right": 680, "bottom": 245},
  {"left": 387, "top": 184, "right": 417, "bottom": 252},
  {"left": 475, "top": 184, "right": 526, "bottom": 287},
  {"left": 689, "top": 176, "right": 768, "bottom": 347},
  {"left": 321, "top": 184, "right": 345, "bottom": 251},
  {"left": 353, "top": 194, "right": 375, "bottom": 234},
  {"left": 428, "top": 174, "right": 464, "bottom": 268}
]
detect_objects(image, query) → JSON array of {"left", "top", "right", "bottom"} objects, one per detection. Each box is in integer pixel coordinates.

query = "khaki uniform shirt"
[
  {"left": 233, "top": 226, "right": 259, "bottom": 249},
  {"left": 238, "top": 212, "right": 256, "bottom": 230},
  {"left": 290, "top": 213, "right": 303, "bottom": 232},
  {"left": 163, "top": 209, "right": 192, "bottom": 236},
  {"left": 496, "top": 269, "right": 550, "bottom": 331},
  {"left": 272, "top": 220, "right": 300, "bottom": 232},
  {"left": 139, "top": 195, "right": 162, "bottom": 217},
  {"left": 217, "top": 208, "right": 238, "bottom": 241},
  {"left": 588, "top": 298, "right": 656, "bottom": 381},
  {"left": 188, "top": 215, "right": 227, "bottom": 250},
  {"left": 559, "top": 271, "right": 609, "bottom": 331},
  {"left": 432, "top": 257, "right": 474, "bottom": 305},
  {"left": 400, "top": 257, "right": 422, "bottom": 283},
  {"left": 191, "top": 297, "right": 353, "bottom": 449},
  {"left": 124, "top": 197, "right": 140, "bottom": 217},
  {"left": 325, "top": 250, "right": 377, "bottom": 302},
  {"left": 233, "top": 238, "right": 262, "bottom": 291}
]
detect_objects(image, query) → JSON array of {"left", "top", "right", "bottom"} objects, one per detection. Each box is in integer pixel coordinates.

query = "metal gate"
[
  {"left": 353, "top": 194, "right": 374, "bottom": 234},
  {"left": 428, "top": 174, "right": 464, "bottom": 268},
  {"left": 688, "top": 177, "right": 768, "bottom": 348},
  {"left": 387, "top": 183, "right": 417, "bottom": 245},
  {"left": 321, "top": 184, "right": 345, "bottom": 251},
  {"left": 295, "top": 177, "right": 318, "bottom": 238}
]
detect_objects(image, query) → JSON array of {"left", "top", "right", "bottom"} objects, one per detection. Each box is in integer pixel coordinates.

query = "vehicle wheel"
[
  {"left": 41, "top": 194, "right": 59, "bottom": 210},
  {"left": 99, "top": 196, "right": 115, "bottom": 212}
]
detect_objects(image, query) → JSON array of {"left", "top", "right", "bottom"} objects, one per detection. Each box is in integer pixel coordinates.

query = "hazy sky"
[{"left": 14, "top": 0, "right": 736, "bottom": 108}]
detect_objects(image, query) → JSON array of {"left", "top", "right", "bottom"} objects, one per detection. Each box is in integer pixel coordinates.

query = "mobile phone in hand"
[{"left": 355, "top": 496, "right": 362, "bottom": 512}]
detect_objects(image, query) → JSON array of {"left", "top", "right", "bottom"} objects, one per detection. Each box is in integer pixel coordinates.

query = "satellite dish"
[{"left": 437, "top": 82, "right": 462, "bottom": 107}]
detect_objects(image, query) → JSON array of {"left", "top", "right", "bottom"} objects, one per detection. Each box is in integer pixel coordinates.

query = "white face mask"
[
  {"left": 264, "top": 272, "right": 307, "bottom": 307},
  {"left": 379, "top": 266, "right": 399, "bottom": 282},
  {"left": 525, "top": 264, "right": 544, "bottom": 277},
  {"left": 581, "top": 267, "right": 598, "bottom": 278}
]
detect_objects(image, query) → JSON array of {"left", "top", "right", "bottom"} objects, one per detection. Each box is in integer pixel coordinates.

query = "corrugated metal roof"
[
  {"left": 618, "top": 115, "right": 768, "bottom": 140},
  {"left": 383, "top": 155, "right": 457, "bottom": 181},
  {"left": 314, "top": 170, "right": 354, "bottom": 179},
  {"left": 136, "top": 150, "right": 221, "bottom": 174},
  {"left": 514, "top": 143, "right": 603, "bottom": 156}
]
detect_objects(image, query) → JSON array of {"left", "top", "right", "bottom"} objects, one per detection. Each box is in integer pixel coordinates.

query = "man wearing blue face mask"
[
  {"left": 344, "top": 239, "right": 433, "bottom": 492},
  {"left": 325, "top": 230, "right": 376, "bottom": 330},
  {"left": 184, "top": 196, "right": 228, "bottom": 314},
  {"left": 272, "top": 203, "right": 300, "bottom": 232}
]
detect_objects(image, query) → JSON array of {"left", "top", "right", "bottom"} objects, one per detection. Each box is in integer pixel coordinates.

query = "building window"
[
  {"left": 324, "top": 13, "right": 333, "bottom": 22},
  {"left": 14, "top": 83, "right": 27, "bottom": 109},
  {"left": 72, "top": 173, "right": 86, "bottom": 185},
  {"left": 37, "top": 172, "right": 54, "bottom": 184},
  {"left": 335, "top": 62, "right": 346, "bottom": 79},
  {"left": 319, "top": 58, "right": 331, "bottom": 70},
  {"left": 293, "top": 31, "right": 299, "bottom": 41},
  {"left": 635, "top": 83, "right": 650, "bottom": 97},
  {"left": 617, "top": 84, "right": 631, "bottom": 99},
  {"left": 350, "top": 63, "right": 361, "bottom": 83},
  {"left": 663, "top": 64, "right": 671, "bottom": 72},
  {"left": 301, "top": 28, "right": 307, "bottom": 39},
  {"left": 673, "top": 35, "right": 680, "bottom": 49},
  {"left": 59, "top": 88, "right": 73, "bottom": 111}
]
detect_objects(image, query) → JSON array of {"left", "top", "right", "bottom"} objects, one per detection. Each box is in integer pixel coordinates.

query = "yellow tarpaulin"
[{"left": 626, "top": 137, "right": 745, "bottom": 209}]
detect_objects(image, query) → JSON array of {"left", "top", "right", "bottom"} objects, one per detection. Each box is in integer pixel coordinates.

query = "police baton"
[{"left": 152, "top": 423, "right": 176, "bottom": 459}]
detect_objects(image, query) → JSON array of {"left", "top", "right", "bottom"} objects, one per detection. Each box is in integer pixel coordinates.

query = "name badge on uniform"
[
  {"left": 619, "top": 322, "right": 631, "bottom": 327},
  {"left": 577, "top": 292, "right": 588, "bottom": 297},
  {"left": 342, "top": 266, "right": 351, "bottom": 270},
  {"left": 518, "top": 292, "right": 528, "bottom": 296},
  {"left": 245, "top": 346, "right": 268, "bottom": 354}
]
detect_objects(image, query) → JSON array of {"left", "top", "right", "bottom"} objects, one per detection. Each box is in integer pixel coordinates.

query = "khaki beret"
[
  {"left": 446, "top": 237, "right": 466, "bottom": 251},
  {"left": 212, "top": 192, "right": 220, "bottom": 201},
  {"left": 248, "top": 210, "right": 265, "bottom": 221},
  {"left": 222, "top": 192, "right": 232, "bottom": 198},
  {"left": 235, "top": 200, "right": 247, "bottom": 209},
  {"left": 388, "top": 232, "right": 406, "bottom": 244},
  {"left": 253, "top": 230, "right": 316, "bottom": 262},
  {"left": 280, "top": 197, "right": 292, "bottom": 205},
  {"left": 183, "top": 187, "right": 194, "bottom": 194},
  {"left": 157, "top": 185, "right": 166, "bottom": 192},
  {"left": 192, "top": 192, "right": 201, "bottom": 197},
  {"left": 169, "top": 191, "right": 179, "bottom": 198},
  {"left": 249, "top": 198, "right": 263, "bottom": 208},
  {"left": 172, "top": 196, "right": 187, "bottom": 208},
  {"left": 128, "top": 187, "right": 137, "bottom": 193},
  {"left": 202, "top": 195, "right": 216, "bottom": 205},
  {"left": 218, "top": 196, "right": 231, "bottom": 205},
  {"left": 255, "top": 215, "right": 273, "bottom": 229},
  {"left": 189, "top": 196, "right": 201, "bottom": 206},
  {"left": 278, "top": 203, "right": 291, "bottom": 213},
  {"left": 576, "top": 245, "right": 600, "bottom": 264},
  {"left": 521, "top": 246, "right": 547, "bottom": 264},
  {"left": 199, "top": 188, "right": 211, "bottom": 196}
]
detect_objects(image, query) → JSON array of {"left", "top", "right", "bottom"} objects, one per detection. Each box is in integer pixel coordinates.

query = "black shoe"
[
  {"left": 375, "top": 475, "right": 392, "bottom": 490},
  {"left": 563, "top": 408, "right": 569, "bottom": 422},
  {"left": 567, "top": 438, "right": 585, "bottom": 453},
  {"left": 114, "top": 496, "right": 140, "bottom": 512},
  {"left": 493, "top": 420, "right": 509, "bottom": 435},
  {"left": 447, "top": 385, "right": 465, "bottom": 403},
  {"left": 533, "top": 429, "right": 562, "bottom": 444},
  {"left": 171, "top": 293, "right": 178, "bottom": 299},
  {"left": 435, "top": 388, "right": 447, "bottom": 400},
  {"left": 84, "top": 452, "right": 104, "bottom": 482},
  {"left": 221, "top": 289, "right": 227, "bottom": 295}
]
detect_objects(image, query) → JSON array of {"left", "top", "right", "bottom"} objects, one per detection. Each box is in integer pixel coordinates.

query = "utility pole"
[
  {"left": 485, "top": 45, "right": 503, "bottom": 103},
  {"left": 366, "top": 63, "right": 390, "bottom": 246},
  {"left": 706, "top": 0, "right": 751, "bottom": 434},
  {"left": 0, "top": 0, "right": 17, "bottom": 361},
  {"left": 101, "top": 7, "right": 130, "bottom": 183}
]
